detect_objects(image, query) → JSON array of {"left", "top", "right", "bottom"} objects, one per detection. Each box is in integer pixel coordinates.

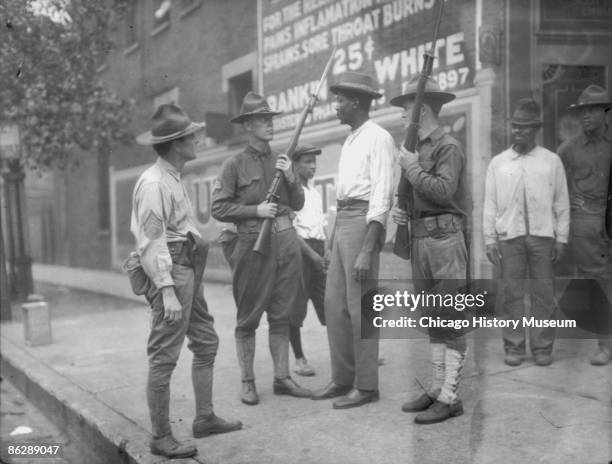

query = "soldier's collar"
[{"left": 245, "top": 143, "right": 271, "bottom": 157}]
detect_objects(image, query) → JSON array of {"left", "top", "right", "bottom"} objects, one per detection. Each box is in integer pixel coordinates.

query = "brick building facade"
[{"left": 26, "top": 0, "right": 612, "bottom": 281}]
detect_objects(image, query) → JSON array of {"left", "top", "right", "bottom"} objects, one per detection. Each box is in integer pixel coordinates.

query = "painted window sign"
[{"left": 259, "top": 0, "right": 476, "bottom": 131}]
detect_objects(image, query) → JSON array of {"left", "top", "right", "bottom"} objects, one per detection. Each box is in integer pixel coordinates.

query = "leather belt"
[
  {"left": 412, "top": 213, "right": 463, "bottom": 238},
  {"left": 236, "top": 215, "right": 294, "bottom": 235},
  {"left": 337, "top": 199, "right": 369, "bottom": 210}
]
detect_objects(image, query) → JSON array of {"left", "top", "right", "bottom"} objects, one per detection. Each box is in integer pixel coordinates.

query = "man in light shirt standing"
[
  {"left": 311, "top": 72, "right": 395, "bottom": 409},
  {"left": 483, "top": 98, "right": 569, "bottom": 367},
  {"left": 289, "top": 145, "right": 328, "bottom": 377},
  {"left": 130, "top": 104, "right": 241, "bottom": 459}
]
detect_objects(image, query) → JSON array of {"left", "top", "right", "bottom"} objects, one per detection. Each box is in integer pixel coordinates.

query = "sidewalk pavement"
[{"left": 1, "top": 269, "right": 611, "bottom": 464}]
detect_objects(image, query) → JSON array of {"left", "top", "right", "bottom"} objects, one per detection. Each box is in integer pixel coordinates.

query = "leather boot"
[
  {"left": 193, "top": 413, "right": 242, "bottom": 438},
  {"left": 269, "top": 329, "right": 290, "bottom": 380},
  {"left": 401, "top": 392, "right": 436, "bottom": 413},
  {"left": 273, "top": 376, "right": 311, "bottom": 398},
  {"left": 241, "top": 381, "right": 259, "bottom": 405},
  {"left": 150, "top": 434, "right": 197, "bottom": 458},
  {"left": 414, "top": 399, "right": 464, "bottom": 424}
]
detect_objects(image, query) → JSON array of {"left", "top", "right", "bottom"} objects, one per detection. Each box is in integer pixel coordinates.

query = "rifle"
[
  {"left": 253, "top": 46, "right": 337, "bottom": 255},
  {"left": 392, "top": 1, "right": 445, "bottom": 260}
]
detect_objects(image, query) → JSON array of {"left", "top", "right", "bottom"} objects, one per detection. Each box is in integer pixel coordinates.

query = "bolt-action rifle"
[
  {"left": 393, "top": 1, "right": 445, "bottom": 260},
  {"left": 253, "top": 47, "right": 337, "bottom": 255}
]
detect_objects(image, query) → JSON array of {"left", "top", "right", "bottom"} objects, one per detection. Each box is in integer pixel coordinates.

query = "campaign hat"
[
  {"left": 136, "top": 103, "right": 206, "bottom": 145},
  {"left": 329, "top": 72, "right": 383, "bottom": 99},
  {"left": 230, "top": 91, "right": 281, "bottom": 123},
  {"left": 567, "top": 84, "right": 612, "bottom": 111},
  {"left": 390, "top": 74, "right": 455, "bottom": 108}
]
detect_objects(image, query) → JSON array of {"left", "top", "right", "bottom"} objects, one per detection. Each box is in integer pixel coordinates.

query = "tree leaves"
[{"left": 0, "top": 0, "right": 133, "bottom": 171}]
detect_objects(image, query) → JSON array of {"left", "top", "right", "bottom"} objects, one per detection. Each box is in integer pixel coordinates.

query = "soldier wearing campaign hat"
[
  {"left": 311, "top": 72, "right": 395, "bottom": 409},
  {"left": 391, "top": 74, "right": 470, "bottom": 424},
  {"left": 211, "top": 92, "right": 311, "bottom": 405},
  {"left": 130, "top": 103, "right": 241, "bottom": 459},
  {"left": 558, "top": 84, "right": 612, "bottom": 366}
]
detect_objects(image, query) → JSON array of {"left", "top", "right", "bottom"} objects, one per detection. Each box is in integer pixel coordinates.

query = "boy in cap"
[
  {"left": 484, "top": 98, "right": 569, "bottom": 369},
  {"left": 391, "top": 74, "right": 470, "bottom": 424},
  {"left": 557, "top": 84, "right": 612, "bottom": 365},
  {"left": 312, "top": 71, "right": 395, "bottom": 409},
  {"left": 131, "top": 104, "right": 241, "bottom": 459},
  {"left": 211, "top": 92, "right": 311, "bottom": 405},
  {"left": 289, "top": 144, "right": 328, "bottom": 376}
]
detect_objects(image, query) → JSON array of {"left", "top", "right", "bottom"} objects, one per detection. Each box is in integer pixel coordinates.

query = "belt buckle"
[{"left": 424, "top": 217, "right": 436, "bottom": 232}]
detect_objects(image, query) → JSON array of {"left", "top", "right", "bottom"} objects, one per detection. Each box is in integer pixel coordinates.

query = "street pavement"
[{"left": 1, "top": 279, "right": 611, "bottom": 464}]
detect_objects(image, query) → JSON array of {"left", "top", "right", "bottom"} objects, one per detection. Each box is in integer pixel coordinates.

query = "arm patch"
[{"left": 143, "top": 211, "right": 164, "bottom": 240}]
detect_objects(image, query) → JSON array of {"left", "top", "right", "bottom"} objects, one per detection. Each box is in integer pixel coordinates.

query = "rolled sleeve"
[{"left": 366, "top": 133, "right": 396, "bottom": 225}]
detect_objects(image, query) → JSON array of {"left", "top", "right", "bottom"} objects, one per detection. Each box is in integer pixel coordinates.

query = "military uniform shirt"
[
  {"left": 130, "top": 157, "right": 201, "bottom": 289},
  {"left": 401, "top": 127, "right": 468, "bottom": 218},
  {"left": 211, "top": 144, "right": 304, "bottom": 223},
  {"left": 558, "top": 132, "right": 612, "bottom": 213}
]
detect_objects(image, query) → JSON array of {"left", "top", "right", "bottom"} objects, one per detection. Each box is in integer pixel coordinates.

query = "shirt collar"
[
  {"left": 245, "top": 143, "right": 271, "bottom": 158},
  {"left": 418, "top": 126, "right": 445, "bottom": 145},
  {"left": 581, "top": 131, "right": 605, "bottom": 145},
  {"left": 156, "top": 156, "right": 181, "bottom": 180},
  {"left": 511, "top": 144, "right": 538, "bottom": 159}
]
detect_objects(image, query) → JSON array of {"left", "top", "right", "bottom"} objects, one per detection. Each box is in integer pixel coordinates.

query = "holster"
[{"left": 187, "top": 232, "right": 209, "bottom": 303}]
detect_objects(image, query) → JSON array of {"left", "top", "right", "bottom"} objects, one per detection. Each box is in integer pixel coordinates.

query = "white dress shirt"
[
  {"left": 336, "top": 119, "right": 396, "bottom": 224},
  {"left": 483, "top": 145, "right": 569, "bottom": 245},
  {"left": 293, "top": 180, "right": 326, "bottom": 240},
  {"left": 130, "top": 157, "right": 201, "bottom": 289}
]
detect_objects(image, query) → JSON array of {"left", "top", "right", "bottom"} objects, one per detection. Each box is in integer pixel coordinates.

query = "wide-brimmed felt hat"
[
  {"left": 568, "top": 84, "right": 612, "bottom": 111},
  {"left": 230, "top": 91, "right": 281, "bottom": 123},
  {"left": 329, "top": 72, "right": 382, "bottom": 99},
  {"left": 136, "top": 103, "right": 205, "bottom": 145},
  {"left": 390, "top": 74, "right": 456, "bottom": 108},
  {"left": 509, "top": 98, "right": 542, "bottom": 126},
  {"left": 291, "top": 144, "right": 322, "bottom": 161}
]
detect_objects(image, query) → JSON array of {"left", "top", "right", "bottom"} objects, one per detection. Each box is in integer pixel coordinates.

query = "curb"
[{"left": 0, "top": 337, "right": 200, "bottom": 464}]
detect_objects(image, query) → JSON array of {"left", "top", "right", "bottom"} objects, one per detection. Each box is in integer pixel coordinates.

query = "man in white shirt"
[
  {"left": 289, "top": 145, "right": 327, "bottom": 377},
  {"left": 130, "top": 104, "right": 241, "bottom": 459},
  {"left": 483, "top": 98, "right": 569, "bottom": 367},
  {"left": 311, "top": 72, "right": 395, "bottom": 409}
]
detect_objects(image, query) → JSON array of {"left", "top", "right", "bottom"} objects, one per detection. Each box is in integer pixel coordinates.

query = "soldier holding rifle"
[
  {"left": 391, "top": 75, "right": 469, "bottom": 424},
  {"left": 211, "top": 92, "right": 311, "bottom": 405}
]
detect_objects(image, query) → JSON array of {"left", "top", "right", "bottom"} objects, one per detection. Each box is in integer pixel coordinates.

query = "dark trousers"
[
  {"left": 499, "top": 236, "right": 555, "bottom": 355},
  {"left": 325, "top": 209, "right": 380, "bottom": 391},
  {"left": 230, "top": 228, "right": 302, "bottom": 338},
  {"left": 411, "top": 230, "right": 468, "bottom": 352},
  {"left": 290, "top": 239, "right": 326, "bottom": 327},
  {"left": 568, "top": 212, "right": 612, "bottom": 343}
]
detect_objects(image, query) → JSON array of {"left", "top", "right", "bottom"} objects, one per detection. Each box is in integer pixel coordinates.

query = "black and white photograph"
[{"left": 1, "top": 0, "right": 611, "bottom": 463}]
